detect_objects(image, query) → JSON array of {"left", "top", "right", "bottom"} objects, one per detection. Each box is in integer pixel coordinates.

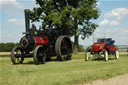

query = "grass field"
[{"left": 0, "top": 53, "right": 128, "bottom": 85}]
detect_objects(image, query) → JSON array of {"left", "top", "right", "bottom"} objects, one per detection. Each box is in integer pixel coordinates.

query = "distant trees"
[
  {"left": 78, "top": 45, "right": 85, "bottom": 52},
  {"left": 0, "top": 43, "right": 18, "bottom": 52},
  {"left": 0, "top": 42, "right": 85, "bottom": 52}
]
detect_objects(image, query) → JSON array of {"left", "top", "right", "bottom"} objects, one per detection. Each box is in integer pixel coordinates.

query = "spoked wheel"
[
  {"left": 11, "top": 46, "right": 24, "bottom": 64},
  {"left": 85, "top": 49, "right": 89, "bottom": 61},
  {"left": 104, "top": 50, "right": 108, "bottom": 61},
  {"left": 85, "top": 46, "right": 93, "bottom": 61},
  {"left": 115, "top": 50, "right": 119, "bottom": 59},
  {"left": 55, "top": 36, "right": 72, "bottom": 61},
  {"left": 33, "top": 45, "right": 46, "bottom": 65}
]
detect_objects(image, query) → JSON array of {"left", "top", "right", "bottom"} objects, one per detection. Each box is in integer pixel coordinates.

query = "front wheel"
[
  {"left": 104, "top": 50, "right": 108, "bottom": 61},
  {"left": 115, "top": 50, "right": 119, "bottom": 59},
  {"left": 11, "top": 46, "right": 24, "bottom": 64},
  {"left": 85, "top": 50, "right": 89, "bottom": 61},
  {"left": 33, "top": 45, "right": 46, "bottom": 65}
]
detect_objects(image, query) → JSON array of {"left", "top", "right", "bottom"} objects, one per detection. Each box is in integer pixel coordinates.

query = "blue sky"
[{"left": 0, "top": 0, "right": 128, "bottom": 46}]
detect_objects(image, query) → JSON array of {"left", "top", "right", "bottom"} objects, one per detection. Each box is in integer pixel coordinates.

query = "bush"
[
  {"left": 78, "top": 45, "right": 85, "bottom": 52},
  {"left": 71, "top": 41, "right": 85, "bottom": 52},
  {"left": 0, "top": 43, "right": 18, "bottom": 52}
]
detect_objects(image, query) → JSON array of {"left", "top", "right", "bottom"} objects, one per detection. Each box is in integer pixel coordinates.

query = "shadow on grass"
[
  {"left": 22, "top": 61, "right": 35, "bottom": 65},
  {"left": 22, "top": 58, "right": 60, "bottom": 65},
  {"left": 22, "top": 58, "right": 72, "bottom": 65},
  {"left": 91, "top": 57, "right": 116, "bottom": 61}
]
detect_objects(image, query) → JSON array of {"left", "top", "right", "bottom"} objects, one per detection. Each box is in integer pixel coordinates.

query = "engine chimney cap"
[{"left": 24, "top": 9, "right": 30, "bottom": 12}]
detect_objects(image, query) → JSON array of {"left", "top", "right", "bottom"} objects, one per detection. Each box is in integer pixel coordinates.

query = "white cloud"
[
  {"left": 99, "top": 19, "right": 109, "bottom": 25},
  {"left": 7, "top": 18, "right": 24, "bottom": 26},
  {"left": 106, "top": 27, "right": 128, "bottom": 45},
  {"left": 99, "top": 19, "right": 120, "bottom": 26},
  {"left": 8, "top": 18, "right": 17, "bottom": 23},
  {"left": 96, "top": 2, "right": 100, "bottom": 7},
  {"left": 109, "top": 20, "right": 120, "bottom": 25},
  {"left": 95, "top": 27, "right": 100, "bottom": 33},
  {"left": 105, "top": 8, "right": 128, "bottom": 20},
  {"left": 1, "top": 0, "right": 23, "bottom": 8},
  {"left": 1, "top": 0, "right": 24, "bottom": 17},
  {"left": 99, "top": 8, "right": 128, "bottom": 26},
  {"left": 17, "top": 20, "right": 25, "bottom": 26}
]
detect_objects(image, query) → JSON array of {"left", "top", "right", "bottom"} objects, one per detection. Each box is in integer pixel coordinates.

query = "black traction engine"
[{"left": 11, "top": 9, "right": 72, "bottom": 65}]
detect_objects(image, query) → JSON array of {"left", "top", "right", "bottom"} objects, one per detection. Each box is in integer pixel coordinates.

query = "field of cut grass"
[{"left": 0, "top": 53, "right": 128, "bottom": 85}]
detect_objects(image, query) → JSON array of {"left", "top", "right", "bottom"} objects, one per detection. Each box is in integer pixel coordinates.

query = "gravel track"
[{"left": 78, "top": 74, "right": 128, "bottom": 85}]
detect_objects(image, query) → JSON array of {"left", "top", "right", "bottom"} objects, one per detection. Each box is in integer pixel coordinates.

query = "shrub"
[{"left": 0, "top": 43, "right": 18, "bottom": 52}]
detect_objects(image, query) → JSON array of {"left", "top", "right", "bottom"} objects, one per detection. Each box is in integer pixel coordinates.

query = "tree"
[
  {"left": 30, "top": 0, "right": 74, "bottom": 35},
  {"left": 30, "top": 0, "right": 100, "bottom": 53}
]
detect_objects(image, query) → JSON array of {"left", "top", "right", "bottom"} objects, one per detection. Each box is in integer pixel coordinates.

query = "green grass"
[{"left": 0, "top": 54, "right": 128, "bottom": 85}]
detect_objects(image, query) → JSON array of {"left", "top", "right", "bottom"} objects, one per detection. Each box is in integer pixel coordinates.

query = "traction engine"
[{"left": 11, "top": 9, "right": 72, "bottom": 65}]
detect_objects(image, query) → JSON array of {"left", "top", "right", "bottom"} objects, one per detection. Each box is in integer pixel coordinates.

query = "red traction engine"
[
  {"left": 11, "top": 9, "right": 72, "bottom": 65},
  {"left": 85, "top": 38, "right": 119, "bottom": 61}
]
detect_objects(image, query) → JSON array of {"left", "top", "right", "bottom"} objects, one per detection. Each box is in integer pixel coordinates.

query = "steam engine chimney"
[{"left": 24, "top": 9, "right": 30, "bottom": 34}]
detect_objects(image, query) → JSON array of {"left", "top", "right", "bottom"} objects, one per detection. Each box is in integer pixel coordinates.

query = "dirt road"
[{"left": 79, "top": 74, "right": 128, "bottom": 85}]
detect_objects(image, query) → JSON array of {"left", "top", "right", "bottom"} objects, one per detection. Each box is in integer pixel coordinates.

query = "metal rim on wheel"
[
  {"left": 33, "top": 45, "right": 46, "bottom": 65},
  {"left": 11, "top": 46, "right": 24, "bottom": 64},
  {"left": 115, "top": 50, "right": 119, "bottom": 59},
  {"left": 104, "top": 50, "right": 108, "bottom": 61},
  {"left": 85, "top": 49, "right": 89, "bottom": 61},
  {"left": 55, "top": 36, "right": 72, "bottom": 61}
]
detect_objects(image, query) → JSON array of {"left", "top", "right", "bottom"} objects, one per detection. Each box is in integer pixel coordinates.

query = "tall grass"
[{"left": 0, "top": 54, "right": 128, "bottom": 85}]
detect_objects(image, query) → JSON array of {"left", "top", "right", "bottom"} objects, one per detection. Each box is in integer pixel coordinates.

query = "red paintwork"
[
  {"left": 34, "top": 36, "right": 49, "bottom": 46},
  {"left": 93, "top": 42, "right": 106, "bottom": 52},
  {"left": 34, "top": 37, "right": 43, "bottom": 45},
  {"left": 108, "top": 45, "right": 117, "bottom": 52},
  {"left": 92, "top": 42, "right": 117, "bottom": 54},
  {"left": 42, "top": 37, "right": 49, "bottom": 46}
]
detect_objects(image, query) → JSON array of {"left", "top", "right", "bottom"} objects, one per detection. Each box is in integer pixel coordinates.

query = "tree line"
[
  {"left": 0, "top": 43, "right": 85, "bottom": 52},
  {"left": 0, "top": 43, "right": 18, "bottom": 52}
]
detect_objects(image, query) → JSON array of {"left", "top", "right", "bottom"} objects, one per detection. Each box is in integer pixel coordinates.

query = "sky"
[{"left": 0, "top": 0, "right": 128, "bottom": 46}]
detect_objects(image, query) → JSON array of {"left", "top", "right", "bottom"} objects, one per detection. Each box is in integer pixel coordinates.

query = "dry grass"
[
  {"left": 0, "top": 52, "right": 10, "bottom": 55},
  {"left": 119, "top": 52, "right": 128, "bottom": 54}
]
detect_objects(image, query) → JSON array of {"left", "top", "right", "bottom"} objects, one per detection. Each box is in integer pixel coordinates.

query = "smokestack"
[{"left": 24, "top": 9, "right": 30, "bottom": 34}]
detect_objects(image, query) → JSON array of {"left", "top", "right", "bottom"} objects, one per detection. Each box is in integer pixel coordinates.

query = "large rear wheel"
[
  {"left": 55, "top": 36, "right": 72, "bottom": 61},
  {"left": 33, "top": 45, "right": 46, "bottom": 65},
  {"left": 11, "top": 46, "right": 24, "bottom": 64}
]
